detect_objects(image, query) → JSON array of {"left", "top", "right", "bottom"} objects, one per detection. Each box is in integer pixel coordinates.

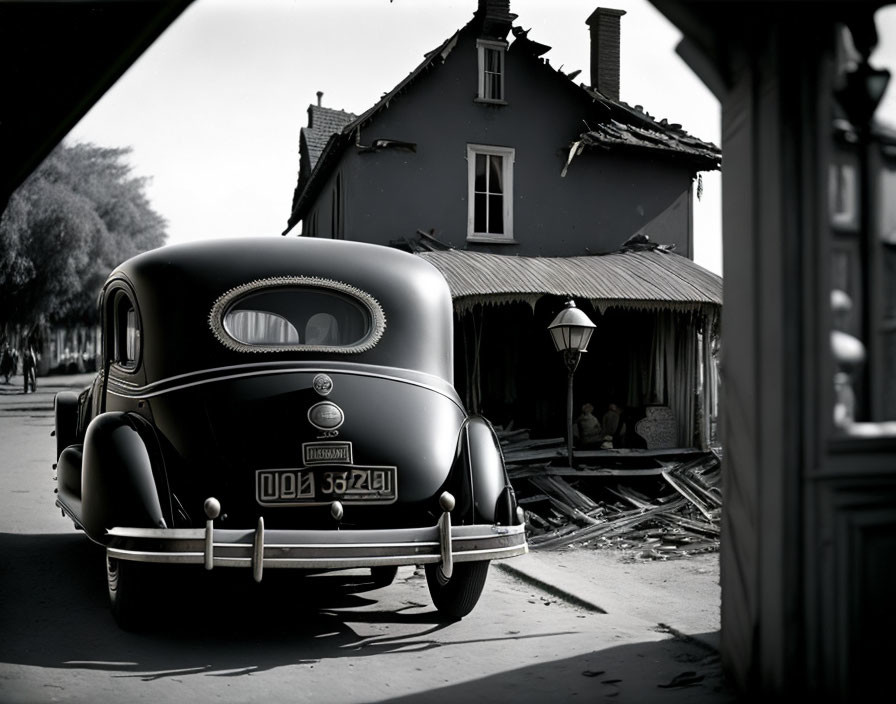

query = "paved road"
[{"left": 0, "top": 374, "right": 734, "bottom": 703}]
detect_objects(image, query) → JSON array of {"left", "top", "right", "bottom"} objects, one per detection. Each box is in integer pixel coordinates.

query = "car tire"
[
  {"left": 370, "top": 565, "right": 399, "bottom": 588},
  {"left": 106, "top": 553, "right": 155, "bottom": 631},
  {"left": 425, "top": 560, "right": 490, "bottom": 621}
]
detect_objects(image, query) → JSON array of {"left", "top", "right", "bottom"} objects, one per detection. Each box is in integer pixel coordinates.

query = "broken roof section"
[
  {"left": 284, "top": 4, "right": 721, "bottom": 234},
  {"left": 562, "top": 102, "right": 722, "bottom": 177}
]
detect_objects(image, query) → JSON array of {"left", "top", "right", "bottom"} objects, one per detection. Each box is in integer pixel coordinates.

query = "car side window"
[
  {"left": 210, "top": 276, "right": 386, "bottom": 354},
  {"left": 108, "top": 289, "right": 140, "bottom": 369},
  {"left": 124, "top": 307, "right": 139, "bottom": 363}
]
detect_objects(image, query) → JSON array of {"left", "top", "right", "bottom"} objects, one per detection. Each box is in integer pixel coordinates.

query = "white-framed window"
[
  {"left": 467, "top": 144, "right": 514, "bottom": 242},
  {"left": 477, "top": 39, "right": 506, "bottom": 103}
]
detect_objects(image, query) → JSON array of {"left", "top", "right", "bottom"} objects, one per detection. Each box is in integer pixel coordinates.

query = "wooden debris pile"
[{"left": 498, "top": 428, "right": 722, "bottom": 559}]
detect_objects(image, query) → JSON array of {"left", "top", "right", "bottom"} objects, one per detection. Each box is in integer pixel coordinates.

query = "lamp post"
[{"left": 548, "top": 299, "right": 596, "bottom": 468}]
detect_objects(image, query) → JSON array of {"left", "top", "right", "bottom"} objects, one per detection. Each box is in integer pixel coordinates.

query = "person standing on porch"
[
  {"left": 601, "top": 402, "right": 625, "bottom": 448},
  {"left": 574, "top": 403, "right": 602, "bottom": 447}
]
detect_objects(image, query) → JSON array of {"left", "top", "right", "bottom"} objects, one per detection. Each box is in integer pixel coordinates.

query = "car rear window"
[{"left": 210, "top": 276, "right": 386, "bottom": 353}]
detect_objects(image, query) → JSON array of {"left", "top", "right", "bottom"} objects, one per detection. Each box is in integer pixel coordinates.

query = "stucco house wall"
[{"left": 300, "top": 16, "right": 698, "bottom": 258}]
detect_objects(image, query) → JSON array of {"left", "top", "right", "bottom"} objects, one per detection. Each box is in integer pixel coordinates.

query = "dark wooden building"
[{"left": 651, "top": 0, "right": 896, "bottom": 699}]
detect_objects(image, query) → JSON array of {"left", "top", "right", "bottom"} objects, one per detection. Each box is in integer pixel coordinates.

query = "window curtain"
[
  {"left": 692, "top": 311, "right": 722, "bottom": 448},
  {"left": 460, "top": 308, "right": 484, "bottom": 414},
  {"left": 634, "top": 310, "right": 699, "bottom": 448},
  {"left": 488, "top": 155, "right": 504, "bottom": 234}
]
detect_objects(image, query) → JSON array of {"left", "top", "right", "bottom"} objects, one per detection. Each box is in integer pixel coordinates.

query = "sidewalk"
[
  {"left": 0, "top": 370, "right": 723, "bottom": 657},
  {"left": 497, "top": 548, "right": 721, "bottom": 653},
  {"left": 0, "top": 371, "right": 95, "bottom": 410}
]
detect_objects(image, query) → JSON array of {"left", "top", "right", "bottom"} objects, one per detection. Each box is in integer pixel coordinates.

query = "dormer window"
[{"left": 476, "top": 39, "right": 507, "bottom": 103}]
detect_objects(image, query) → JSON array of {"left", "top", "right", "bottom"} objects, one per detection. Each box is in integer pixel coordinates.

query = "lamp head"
[{"left": 548, "top": 299, "right": 596, "bottom": 353}]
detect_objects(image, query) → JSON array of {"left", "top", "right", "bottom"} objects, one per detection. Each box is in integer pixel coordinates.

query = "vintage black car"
[{"left": 53, "top": 237, "right": 527, "bottom": 628}]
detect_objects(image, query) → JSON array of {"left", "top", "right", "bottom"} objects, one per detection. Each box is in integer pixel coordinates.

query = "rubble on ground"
[{"left": 498, "top": 428, "right": 722, "bottom": 560}]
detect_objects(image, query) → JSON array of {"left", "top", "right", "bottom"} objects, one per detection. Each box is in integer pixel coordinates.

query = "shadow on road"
[
  {"left": 1, "top": 532, "right": 734, "bottom": 701},
  {"left": 0, "top": 532, "right": 575, "bottom": 677}
]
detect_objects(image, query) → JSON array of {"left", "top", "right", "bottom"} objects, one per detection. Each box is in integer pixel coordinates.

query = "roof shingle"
[{"left": 302, "top": 104, "right": 357, "bottom": 171}]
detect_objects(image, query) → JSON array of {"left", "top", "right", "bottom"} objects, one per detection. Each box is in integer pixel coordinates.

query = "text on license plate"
[{"left": 256, "top": 466, "right": 397, "bottom": 505}]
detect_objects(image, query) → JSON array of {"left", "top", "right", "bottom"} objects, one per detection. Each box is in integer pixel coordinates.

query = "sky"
[{"left": 64, "top": 0, "right": 896, "bottom": 278}]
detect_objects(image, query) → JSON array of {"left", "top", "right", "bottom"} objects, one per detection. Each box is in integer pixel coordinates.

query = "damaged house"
[{"left": 283, "top": 2, "right": 722, "bottom": 468}]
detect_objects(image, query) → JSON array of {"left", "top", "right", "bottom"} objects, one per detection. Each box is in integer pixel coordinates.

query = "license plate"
[{"left": 256, "top": 466, "right": 397, "bottom": 506}]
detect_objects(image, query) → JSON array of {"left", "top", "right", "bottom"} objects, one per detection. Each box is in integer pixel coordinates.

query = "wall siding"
[{"left": 308, "top": 28, "right": 697, "bottom": 258}]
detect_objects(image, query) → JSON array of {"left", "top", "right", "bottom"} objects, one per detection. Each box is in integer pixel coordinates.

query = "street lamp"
[{"left": 548, "top": 299, "right": 596, "bottom": 468}]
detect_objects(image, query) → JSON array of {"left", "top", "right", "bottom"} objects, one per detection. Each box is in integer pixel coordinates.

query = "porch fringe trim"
[{"left": 451, "top": 294, "right": 720, "bottom": 316}]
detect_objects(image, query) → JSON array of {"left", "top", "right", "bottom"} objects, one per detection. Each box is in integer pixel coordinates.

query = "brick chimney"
[
  {"left": 476, "top": 0, "right": 517, "bottom": 40},
  {"left": 586, "top": 7, "right": 626, "bottom": 101}
]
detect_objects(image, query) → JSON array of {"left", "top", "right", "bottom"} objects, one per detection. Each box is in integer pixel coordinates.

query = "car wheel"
[
  {"left": 106, "top": 554, "right": 154, "bottom": 631},
  {"left": 370, "top": 565, "right": 399, "bottom": 588},
  {"left": 425, "top": 560, "right": 490, "bottom": 621}
]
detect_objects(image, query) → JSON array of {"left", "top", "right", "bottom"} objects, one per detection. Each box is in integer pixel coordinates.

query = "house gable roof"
[
  {"left": 284, "top": 7, "right": 722, "bottom": 234},
  {"left": 284, "top": 27, "right": 465, "bottom": 233}
]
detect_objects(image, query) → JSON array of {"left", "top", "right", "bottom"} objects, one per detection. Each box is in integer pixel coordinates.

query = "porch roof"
[{"left": 416, "top": 248, "right": 722, "bottom": 314}]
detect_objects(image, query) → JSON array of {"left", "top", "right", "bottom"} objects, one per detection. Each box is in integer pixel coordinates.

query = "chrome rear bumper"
[{"left": 106, "top": 520, "right": 528, "bottom": 582}]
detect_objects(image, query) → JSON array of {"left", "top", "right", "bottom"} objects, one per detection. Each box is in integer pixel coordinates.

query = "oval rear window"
[{"left": 210, "top": 276, "right": 385, "bottom": 353}]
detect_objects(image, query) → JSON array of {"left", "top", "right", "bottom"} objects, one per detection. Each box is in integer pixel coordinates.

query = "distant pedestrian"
[
  {"left": 0, "top": 346, "right": 15, "bottom": 383},
  {"left": 21, "top": 346, "right": 36, "bottom": 393}
]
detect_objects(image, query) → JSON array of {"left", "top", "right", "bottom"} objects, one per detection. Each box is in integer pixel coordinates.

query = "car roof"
[{"left": 104, "top": 237, "right": 455, "bottom": 382}]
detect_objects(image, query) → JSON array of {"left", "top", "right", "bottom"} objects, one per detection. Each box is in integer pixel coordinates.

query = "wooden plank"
[
  {"left": 527, "top": 491, "right": 598, "bottom": 526},
  {"left": 511, "top": 448, "right": 724, "bottom": 557},
  {"left": 517, "top": 493, "right": 551, "bottom": 505},
  {"left": 528, "top": 499, "right": 689, "bottom": 549},
  {"left": 497, "top": 428, "right": 532, "bottom": 444},
  {"left": 508, "top": 465, "right": 668, "bottom": 478},
  {"left": 607, "top": 486, "right": 652, "bottom": 509},
  {"left": 503, "top": 447, "right": 566, "bottom": 462},
  {"left": 676, "top": 472, "right": 722, "bottom": 508},
  {"left": 661, "top": 470, "right": 716, "bottom": 521},
  {"left": 657, "top": 514, "right": 721, "bottom": 536},
  {"left": 530, "top": 475, "right": 599, "bottom": 511},
  {"left": 504, "top": 445, "right": 708, "bottom": 464}
]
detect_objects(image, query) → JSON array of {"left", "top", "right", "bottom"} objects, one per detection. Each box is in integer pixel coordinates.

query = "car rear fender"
[
  {"left": 459, "top": 416, "right": 520, "bottom": 526},
  {"left": 54, "top": 390, "right": 83, "bottom": 461},
  {"left": 81, "top": 412, "right": 167, "bottom": 542}
]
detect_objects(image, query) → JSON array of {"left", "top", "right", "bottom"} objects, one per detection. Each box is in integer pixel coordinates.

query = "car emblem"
[
  {"left": 312, "top": 373, "right": 333, "bottom": 396},
  {"left": 308, "top": 401, "right": 344, "bottom": 430}
]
